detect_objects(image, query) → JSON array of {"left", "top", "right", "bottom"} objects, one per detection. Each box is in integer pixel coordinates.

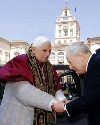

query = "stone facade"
[
  {"left": 0, "top": 38, "right": 10, "bottom": 65},
  {"left": 0, "top": 4, "right": 100, "bottom": 66},
  {"left": 0, "top": 38, "right": 29, "bottom": 65}
]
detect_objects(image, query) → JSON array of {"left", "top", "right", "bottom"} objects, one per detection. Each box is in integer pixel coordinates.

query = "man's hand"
[{"left": 51, "top": 99, "right": 70, "bottom": 113}]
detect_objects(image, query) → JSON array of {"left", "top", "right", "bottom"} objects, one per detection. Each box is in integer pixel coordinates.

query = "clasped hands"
[{"left": 51, "top": 98, "right": 70, "bottom": 113}]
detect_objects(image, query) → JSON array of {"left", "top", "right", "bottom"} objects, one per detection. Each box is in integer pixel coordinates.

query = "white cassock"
[{"left": 0, "top": 81, "right": 66, "bottom": 125}]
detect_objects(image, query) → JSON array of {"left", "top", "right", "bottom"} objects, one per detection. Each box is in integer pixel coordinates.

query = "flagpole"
[
  {"left": 66, "top": 0, "right": 67, "bottom": 7},
  {"left": 75, "top": 6, "right": 76, "bottom": 13},
  {"left": 74, "top": 6, "right": 76, "bottom": 19}
]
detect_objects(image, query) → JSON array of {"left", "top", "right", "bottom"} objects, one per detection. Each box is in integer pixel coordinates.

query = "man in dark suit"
[
  {"left": 52, "top": 42, "right": 100, "bottom": 125},
  {"left": 96, "top": 48, "right": 100, "bottom": 55}
]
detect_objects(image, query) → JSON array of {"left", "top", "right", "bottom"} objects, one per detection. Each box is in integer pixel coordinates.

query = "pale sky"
[{"left": 0, "top": 0, "right": 100, "bottom": 44}]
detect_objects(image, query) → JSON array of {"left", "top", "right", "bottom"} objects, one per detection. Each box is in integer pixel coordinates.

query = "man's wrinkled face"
[
  {"left": 32, "top": 42, "right": 51, "bottom": 63},
  {"left": 66, "top": 52, "right": 86, "bottom": 74}
]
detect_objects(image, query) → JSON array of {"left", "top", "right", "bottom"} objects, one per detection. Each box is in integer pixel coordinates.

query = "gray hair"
[
  {"left": 32, "top": 36, "right": 51, "bottom": 47},
  {"left": 67, "top": 42, "right": 91, "bottom": 55}
]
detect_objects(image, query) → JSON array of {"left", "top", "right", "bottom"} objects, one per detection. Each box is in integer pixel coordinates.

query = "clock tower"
[
  {"left": 55, "top": 2, "right": 80, "bottom": 44},
  {"left": 50, "top": 1, "right": 80, "bottom": 65}
]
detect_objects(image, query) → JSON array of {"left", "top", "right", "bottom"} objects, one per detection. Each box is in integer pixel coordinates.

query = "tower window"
[
  {"left": 58, "top": 41, "right": 61, "bottom": 44},
  {"left": 65, "top": 11, "right": 67, "bottom": 16},
  {"left": 58, "top": 25, "right": 61, "bottom": 28},
  {"left": 59, "top": 30, "right": 61, "bottom": 33},
  {"left": 64, "top": 24, "right": 68, "bottom": 28},
  {"left": 64, "top": 30, "right": 68, "bottom": 36},
  {"left": 58, "top": 30, "right": 61, "bottom": 37},
  {"left": 70, "top": 23, "right": 73, "bottom": 27},
  {"left": 70, "top": 29, "right": 73, "bottom": 36},
  {"left": 63, "top": 17, "right": 68, "bottom": 20}
]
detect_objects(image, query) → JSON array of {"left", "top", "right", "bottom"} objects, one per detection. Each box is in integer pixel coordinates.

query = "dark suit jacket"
[{"left": 66, "top": 53, "right": 100, "bottom": 125}]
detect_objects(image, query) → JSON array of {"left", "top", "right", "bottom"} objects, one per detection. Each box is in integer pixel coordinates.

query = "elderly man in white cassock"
[{"left": 0, "top": 36, "right": 66, "bottom": 125}]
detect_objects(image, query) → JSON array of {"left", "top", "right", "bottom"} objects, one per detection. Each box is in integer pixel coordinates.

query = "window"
[
  {"left": 58, "top": 25, "right": 61, "bottom": 28},
  {"left": 49, "top": 52, "right": 55, "bottom": 64},
  {"left": 0, "top": 50, "right": 3, "bottom": 55},
  {"left": 58, "top": 52, "right": 64, "bottom": 64},
  {"left": 70, "top": 40, "right": 72, "bottom": 43},
  {"left": 70, "top": 24, "right": 73, "bottom": 27},
  {"left": 65, "top": 11, "right": 67, "bottom": 16},
  {"left": 5, "top": 53, "right": 9, "bottom": 62},
  {"left": 58, "top": 30, "right": 61, "bottom": 37},
  {"left": 59, "top": 30, "right": 61, "bottom": 33},
  {"left": 63, "top": 17, "right": 68, "bottom": 20},
  {"left": 70, "top": 29, "right": 73, "bottom": 36},
  {"left": 63, "top": 24, "right": 68, "bottom": 29},
  {"left": 58, "top": 41, "right": 61, "bottom": 44},
  {"left": 64, "top": 30, "right": 68, "bottom": 36},
  {"left": 64, "top": 40, "right": 66, "bottom": 43}
]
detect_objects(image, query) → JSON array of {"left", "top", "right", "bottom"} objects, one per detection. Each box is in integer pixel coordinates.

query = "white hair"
[
  {"left": 32, "top": 36, "right": 51, "bottom": 47},
  {"left": 67, "top": 42, "right": 91, "bottom": 55}
]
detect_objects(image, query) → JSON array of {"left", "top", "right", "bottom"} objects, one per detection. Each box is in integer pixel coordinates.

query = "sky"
[{"left": 0, "top": 0, "right": 100, "bottom": 44}]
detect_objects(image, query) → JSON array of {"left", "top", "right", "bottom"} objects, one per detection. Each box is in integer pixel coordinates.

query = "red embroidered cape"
[{"left": 0, "top": 54, "right": 61, "bottom": 90}]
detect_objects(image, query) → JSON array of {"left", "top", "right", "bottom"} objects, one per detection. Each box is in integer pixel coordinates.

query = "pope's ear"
[{"left": 31, "top": 46, "right": 36, "bottom": 53}]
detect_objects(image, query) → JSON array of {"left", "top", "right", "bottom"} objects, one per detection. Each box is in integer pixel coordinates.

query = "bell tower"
[{"left": 55, "top": 0, "right": 80, "bottom": 44}]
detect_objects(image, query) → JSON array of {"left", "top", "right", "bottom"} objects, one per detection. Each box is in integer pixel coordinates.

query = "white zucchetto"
[{"left": 32, "top": 36, "right": 51, "bottom": 47}]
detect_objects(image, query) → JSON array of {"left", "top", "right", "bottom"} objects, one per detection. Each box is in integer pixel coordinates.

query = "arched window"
[
  {"left": 49, "top": 52, "right": 55, "bottom": 64},
  {"left": 58, "top": 52, "right": 64, "bottom": 64}
]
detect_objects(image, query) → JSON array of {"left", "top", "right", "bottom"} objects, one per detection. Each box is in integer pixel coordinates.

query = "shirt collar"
[{"left": 86, "top": 54, "right": 93, "bottom": 71}]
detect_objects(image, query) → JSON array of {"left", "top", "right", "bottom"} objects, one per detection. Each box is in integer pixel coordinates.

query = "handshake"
[{"left": 51, "top": 98, "right": 70, "bottom": 113}]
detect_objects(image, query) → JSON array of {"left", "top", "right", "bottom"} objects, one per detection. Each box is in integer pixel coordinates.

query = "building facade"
[
  {"left": 0, "top": 38, "right": 29, "bottom": 65},
  {"left": 0, "top": 3, "right": 100, "bottom": 66},
  {"left": 55, "top": 6, "right": 80, "bottom": 44},
  {"left": 0, "top": 38, "right": 10, "bottom": 65}
]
